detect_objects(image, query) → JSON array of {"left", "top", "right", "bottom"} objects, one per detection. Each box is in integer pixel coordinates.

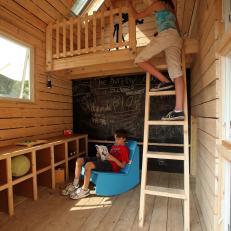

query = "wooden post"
[
  {"left": 77, "top": 17, "right": 81, "bottom": 54},
  {"left": 46, "top": 23, "right": 53, "bottom": 71},
  {"left": 118, "top": 7, "right": 122, "bottom": 48},
  {"left": 63, "top": 19, "right": 66, "bottom": 57},
  {"left": 101, "top": 11, "right": 105, "bottom": 50},
  {"left": 32, "top": 150, "right": 38, "bottom": 200},
  {"left": 85, "top": 14, "right": 89, "bottom": 52},
  {"left": 50, "top": 146, "right": 55, "bottom": 189},
  {"left": 70, "top": 17, "right": 74, "bottom": 56},
  {"left": 110, "top": 7, "right": 114, "bottom": 49},
  {"left": 56, "top": 21, "right": 60, "bottom": 58},
  {"left": 93, "top": 12, "right": 96, "bottom": 52},
  {"left": 128, "top": 8, "right": 136, "bottom": 51},
  {"left": 64, "top": 142, "right": 69, "bottom": 181},
  {"left": 6, "top": 156, "right": 13, "bottom": 216}
]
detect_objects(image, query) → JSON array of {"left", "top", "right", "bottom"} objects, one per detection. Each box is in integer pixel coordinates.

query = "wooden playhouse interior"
[{"left": 0, "top": 0, "right": 231, "bottom": 230}]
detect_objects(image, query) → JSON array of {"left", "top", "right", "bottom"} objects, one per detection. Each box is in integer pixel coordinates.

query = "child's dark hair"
[
  {"left": 160, "top": 0, "right": 175, "bottom": 10},
  {"left": 115, "top": 129, "right": 128, "bottom": 139}
]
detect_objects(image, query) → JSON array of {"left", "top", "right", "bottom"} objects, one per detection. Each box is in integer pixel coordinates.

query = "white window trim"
[
  {"left": 223, "top": 0, "right": 231, "bottom": 32},
  {"left": 0, "top": 32, "right": 34, "bottom": 103}
]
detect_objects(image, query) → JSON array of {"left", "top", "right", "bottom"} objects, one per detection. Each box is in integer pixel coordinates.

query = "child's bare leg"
[
  {"left": 137, "top": 61, "right": 170, "bottom": 82},
  {"left": 75, "top": 158, "right": 84, "bottom": 179},
  {"left": 83, "top": 162, "right": 95, "bottom": 189},
  {"left": 173, "top": 76, "right": 184, "bottom": 111}
]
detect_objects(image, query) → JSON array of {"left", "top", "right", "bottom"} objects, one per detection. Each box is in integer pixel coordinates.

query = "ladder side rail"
[
  {"left": 182, "top": 45, "right": 190, "bottom": 231},
  {"left": 139, "top": 72, "right": 151, "bottom": 227}
]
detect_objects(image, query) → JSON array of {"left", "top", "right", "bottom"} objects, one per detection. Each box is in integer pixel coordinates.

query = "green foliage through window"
[{"left": 0, "top": 34, "right": 33, "bottom": 101}]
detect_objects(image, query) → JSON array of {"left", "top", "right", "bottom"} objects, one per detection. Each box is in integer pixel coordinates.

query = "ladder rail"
[
  {"left": 139, "top": 73, "right": 151, "bottom": 226},
  {"left": 182, "top": 46, "right": 190, "bottom": 231},
  {"left": 139, "top": 46, "right": 190, "bottom": 231}
]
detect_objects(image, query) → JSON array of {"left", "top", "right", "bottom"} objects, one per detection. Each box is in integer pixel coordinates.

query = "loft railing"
[{"left": 46, "top": 7, "right": 136, "bottom": 70}]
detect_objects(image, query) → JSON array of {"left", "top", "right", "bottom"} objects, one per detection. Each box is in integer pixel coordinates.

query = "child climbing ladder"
[{"left": 128, "top": 0, "right": 185, "bottom": 121}]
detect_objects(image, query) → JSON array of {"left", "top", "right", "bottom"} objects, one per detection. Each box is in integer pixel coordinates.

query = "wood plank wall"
[
  {"left": 190, "top": 0, "right": 220, "bottom": 230},
  {"left": 0, "top": 5, "right": 73, "bottom": 147}
]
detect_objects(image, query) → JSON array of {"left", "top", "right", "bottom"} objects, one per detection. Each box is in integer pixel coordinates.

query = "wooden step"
[
  {"left": 145, "top": 185, "right": 186, "bottom": 199},
  {"left": 147, "top": 120, "right": 185, "bottom": 126},
  {"left": 149, "top": 90, "right": 176, "bottom": 96},
  {"left": 146, "top": 151, "right": 185, "bottom": 160}
]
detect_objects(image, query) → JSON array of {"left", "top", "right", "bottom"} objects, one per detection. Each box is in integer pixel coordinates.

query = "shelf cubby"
[
  {"left": 67, "top": 140, "right": 77, "bottom": 157},
  {"left": 55, "top": 164, "right": 66, "bottom": 186},
  {"left": 54, "top": 143, "right": 66, "bottom": 164},
  {"left": 11, "top": 152, "right": 33, "bottom": 182},
  {"left": 0, "top": 134, "right": 88, "bottom": 216},
  {"left": 37, "top": 170, "right": 52, "bottom": 188},
  {"left": 0, "top": 159, "right": 7, "bottom": 187},
  {"left": 13, "top": 178, "right": 34, "bottom": 199},
  {"left": 79, "top": 137, "right": 87, "bottom": 155},
  {"left": 0, "top": 189, "right": 9, "bottom": 213},
  {"left": 36, "top": 148, "right": 51, "bottom": 171}
]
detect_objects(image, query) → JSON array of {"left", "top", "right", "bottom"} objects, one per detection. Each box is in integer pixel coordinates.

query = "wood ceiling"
[{"left": 0, "top": 0, "right": 196, "bottom": 35}]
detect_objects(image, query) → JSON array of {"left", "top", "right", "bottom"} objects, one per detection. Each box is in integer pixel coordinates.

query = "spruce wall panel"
[
  {"left": 0, "top": 6, "right": 72, "bottom": 147},
  {"left": 190, "top": 0, "right": 220, "bottom": 230}
]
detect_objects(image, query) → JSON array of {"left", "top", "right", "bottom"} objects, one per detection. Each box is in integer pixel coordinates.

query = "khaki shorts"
[{"left": 135, "top": 28, "right": 183, "bottom": 80}]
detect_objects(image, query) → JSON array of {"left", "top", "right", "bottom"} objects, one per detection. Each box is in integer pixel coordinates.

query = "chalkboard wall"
[{"left": 73, "top": 73, "right": 184, "bottom": 145}]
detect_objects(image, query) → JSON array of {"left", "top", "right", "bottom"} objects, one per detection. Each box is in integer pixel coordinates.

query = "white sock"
[
  {"left": 174, "top": 109, "right": 183, "bottom": 113},
  {"left": 73, "top": 178, "right": 79, "bottom": 187}
]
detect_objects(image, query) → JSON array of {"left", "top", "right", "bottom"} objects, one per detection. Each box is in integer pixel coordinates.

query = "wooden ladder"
[{"left": 139, "top": 52, "right": 190, "bottom": 231}]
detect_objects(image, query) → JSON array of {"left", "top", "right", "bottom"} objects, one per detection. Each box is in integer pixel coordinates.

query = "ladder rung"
[
  {"left": 146, "top": 151, "right": 185, "bottom": 160},
  {"left": 147, "top": 120, "right": 185, "bottom": 126},
  {"left": 145, "top": 185, "right": 186, "bottom": 199},
  {"left": 149, "top": 90, "right": 176, "bottom": 96}
]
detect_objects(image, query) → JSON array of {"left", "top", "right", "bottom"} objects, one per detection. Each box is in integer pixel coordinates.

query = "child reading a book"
[{"left": 61, "top": 129, "right": 129, "bottom": 199}]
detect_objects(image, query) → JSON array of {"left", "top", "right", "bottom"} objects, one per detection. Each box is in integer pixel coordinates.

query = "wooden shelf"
[
  {"left": 54, "top": 160, "right": 66, "bottom": 167},
  {"left": 0, "top": 134, "right": 88, "bottom": 216},
  {"left": 12, "top": 173, "right": 33, "bottom": 186},
  {"left": 36, "top": 166, "right": 52, "bottom": 175},
  {"left": 68, "top": 154, "right": 78, "bottom": 161}
]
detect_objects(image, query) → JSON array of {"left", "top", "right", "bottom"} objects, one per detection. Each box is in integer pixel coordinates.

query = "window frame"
[
  {"left": 223, "top": 0, "right": 231, "bottom": 32},
  {"left": 0, "top": 32, "right": 35, "bottom": 103}
]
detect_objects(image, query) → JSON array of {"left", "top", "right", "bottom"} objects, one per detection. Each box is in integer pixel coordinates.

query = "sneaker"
[
  {"left": 61, "top": 183, "right": 79, "bottom": 196},
  {"left": 70, "top": 187, "right": 90, "bottom": 200},
  {"left": 151, "top": 82, "right": 175, "bottom": 92},
  {"left": 161, "top": 110, "right": 185, "bottom": 121}
]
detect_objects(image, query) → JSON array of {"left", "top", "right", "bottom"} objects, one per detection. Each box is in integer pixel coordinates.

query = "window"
[
  {"left": 0, "top": 33, "right": 34, "bottom": 101},
  {"left": 71, "top": 0, "right": 104, "bottom": 16},
  {"left": 223, "top": 0, "right": 231, "bottom": 32},
  {"left": 224, "top": 54, "right": 231, "bottom": 141},
  {"left": 71, "top": 0, "right": 91, "bottom": 15}
]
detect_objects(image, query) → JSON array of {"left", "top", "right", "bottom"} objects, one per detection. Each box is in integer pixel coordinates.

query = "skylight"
[{"left": 71, "top": 0, "right": 91, "bottom": 15}]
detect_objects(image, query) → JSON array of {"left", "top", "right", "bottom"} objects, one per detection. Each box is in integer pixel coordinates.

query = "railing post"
[
  {"left": 93, "top": 11, "right": 97, "bottom": 52},
  {"left": 128, "top": 8, "right": 136, "bottom": 52},
  {"left": 46, "top": 23, "right": 53, "bottom": 71},
  {"left": 63, "top": 19, "right": 67, "bottom": 57},
  {"left": 70, "top": 17, "right": 74, "bottom": 56}
]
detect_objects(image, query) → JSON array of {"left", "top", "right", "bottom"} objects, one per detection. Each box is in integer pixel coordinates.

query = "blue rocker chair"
[{"left": 82, "top": 140, "right": 140, "bottom": 196}]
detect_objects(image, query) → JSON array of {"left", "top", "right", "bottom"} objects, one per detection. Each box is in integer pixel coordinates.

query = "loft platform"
[{"left": 46, "top": 7, "right": 198, "bottom": 79}]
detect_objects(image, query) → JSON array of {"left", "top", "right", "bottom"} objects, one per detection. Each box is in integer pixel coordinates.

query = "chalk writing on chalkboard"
[{"left": 73, "top": 74, "right": 183, "bottom": 143}]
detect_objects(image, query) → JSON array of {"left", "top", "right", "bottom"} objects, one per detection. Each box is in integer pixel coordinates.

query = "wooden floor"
[{"left": 0, "top": 172, "right": 206, "bottom": 231}]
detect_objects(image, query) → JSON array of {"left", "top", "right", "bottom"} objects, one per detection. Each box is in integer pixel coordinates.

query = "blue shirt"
[{"left": 154, "top": 10, "right": 177, "bottom": 32}]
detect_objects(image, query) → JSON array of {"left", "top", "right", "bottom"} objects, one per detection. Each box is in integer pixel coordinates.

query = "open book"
[{"left": 95, "top": 145, "right": 109, "bottom": 160}]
